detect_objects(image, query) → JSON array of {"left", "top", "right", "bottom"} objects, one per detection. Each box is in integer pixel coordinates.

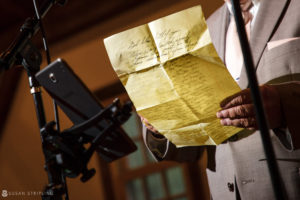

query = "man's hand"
[
  {"left": 140, "top": 115, "right": 159, "bottom": 134},
  {"left": 216, "top": 85, "right": 284, "bottom": 129}
]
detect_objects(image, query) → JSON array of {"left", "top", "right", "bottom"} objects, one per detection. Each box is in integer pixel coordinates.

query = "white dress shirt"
[{"left": 225, "top": 0, "right": 261, "bottom": 81}]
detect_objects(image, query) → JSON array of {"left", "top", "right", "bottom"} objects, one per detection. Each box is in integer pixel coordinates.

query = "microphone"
[
  {"left": 0, "top": 0, "right": 67, "bottom": 72},
  {"left": 57, "top": 0, "right": 68, "bottom": 6}
]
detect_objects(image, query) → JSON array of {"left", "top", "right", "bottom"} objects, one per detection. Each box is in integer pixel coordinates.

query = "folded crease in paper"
[{"left": 104, "top": 5, "right": 242, "bottom": 147}]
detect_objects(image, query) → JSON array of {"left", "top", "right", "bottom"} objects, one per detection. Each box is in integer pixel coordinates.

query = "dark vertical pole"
[
  {"left": 26, "top": 69, "right": 64, "bottom": 200},
  {"left": 230, "top": 0, "right": 286, "bottom": 199},
  {"left": 28, "top": 75, "right": 46, "bottom": 129}
]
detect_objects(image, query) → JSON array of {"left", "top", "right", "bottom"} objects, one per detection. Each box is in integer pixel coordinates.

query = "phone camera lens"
[{"left": 49, "top": 73, "right": 57, "bottom": 83}]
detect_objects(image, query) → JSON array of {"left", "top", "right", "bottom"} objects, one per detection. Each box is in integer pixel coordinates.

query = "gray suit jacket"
[{"left": 144, "top": 0, "right": 300, "bottom": 199}]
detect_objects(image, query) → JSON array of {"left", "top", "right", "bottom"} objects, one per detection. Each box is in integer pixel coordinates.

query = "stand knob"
[{"left": 80, "top": 168, "right": 96, "bottom": 182}]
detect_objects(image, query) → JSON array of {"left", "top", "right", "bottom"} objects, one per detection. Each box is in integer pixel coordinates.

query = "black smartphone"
[{"left": 35, "top": 58, "right": 136, "bottom": 162}]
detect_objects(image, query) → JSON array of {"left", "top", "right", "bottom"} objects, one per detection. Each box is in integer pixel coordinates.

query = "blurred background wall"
[{"left": 0, "top": 0, "right": 223, "bottom": 199}]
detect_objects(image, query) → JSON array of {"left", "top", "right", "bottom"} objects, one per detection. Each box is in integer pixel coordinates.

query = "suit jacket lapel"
[
  {"left": 218, "top": 6, "right": 230, "bottom": 62},
  {"left": 208, "top": 5, "right": 230, "bottom": 62},
  {"left": 238, "top": 0, "right": 290, "bottom": 89}
]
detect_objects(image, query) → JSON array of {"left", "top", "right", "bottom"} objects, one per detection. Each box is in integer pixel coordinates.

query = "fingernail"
[
  {"left": 216, "top": 112, "right": 221, "bottom": 118},
  {"left": 221, "top": 119, "right": 231, "bottom": 126},
  {"left": 220, "top": 119, "right": 227, "bottom": 125}
]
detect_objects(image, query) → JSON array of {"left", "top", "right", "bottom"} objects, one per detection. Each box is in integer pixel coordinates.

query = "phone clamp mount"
[{"left": 40, "top": 98, "right": 133, "bottom": 200}]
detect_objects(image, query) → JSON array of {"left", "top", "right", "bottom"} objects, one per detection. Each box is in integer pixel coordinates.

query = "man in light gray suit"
[{"left": 142, "top": 0, "right": 300, "bottom": 199}]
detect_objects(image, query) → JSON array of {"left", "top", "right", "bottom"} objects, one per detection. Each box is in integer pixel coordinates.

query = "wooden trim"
[
  {"left": 97, "top": 158, "right": 116, "bottom": 200},
  {"left": 142, "top": 177, "right": 150, "bottom": 200},
  {"left": 182, "top": 163, "right": 203, "bottom": 200},
  {"left": 161, "top": 170, "right": 170, "bottom": 199}
]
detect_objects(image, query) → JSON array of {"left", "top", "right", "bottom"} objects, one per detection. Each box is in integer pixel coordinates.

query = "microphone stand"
[
  {"left": 0, "top": 1, "right": 69, "bottom": 199},
  {"left": 230, "top": 0, "right": 286, "bottom": 199}
]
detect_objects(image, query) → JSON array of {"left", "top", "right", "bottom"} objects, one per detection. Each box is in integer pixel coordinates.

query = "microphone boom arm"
[{"left": 0, "top": 0, "right": 67, "bottom": 73}]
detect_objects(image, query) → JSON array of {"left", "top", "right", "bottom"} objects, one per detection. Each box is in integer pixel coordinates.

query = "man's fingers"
[
  {"left": 217, "top": 103, "right": 257, "bottom": 129},
  {"left": 220, "top": 89, "right": 252, "bottom": 109},
  {"left": 220, "top": 117, "right": 257, "bottom": 129},
  {"left": 217, "top": 104, "right": 255, "bottom": 119},
  {"left": 140, "top": 115, "right": 159, "bottom": 134}
]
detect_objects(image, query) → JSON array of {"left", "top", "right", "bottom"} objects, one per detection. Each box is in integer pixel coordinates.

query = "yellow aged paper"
[{"left": 104, "top": 5, "right": 242, "bottom": 147}]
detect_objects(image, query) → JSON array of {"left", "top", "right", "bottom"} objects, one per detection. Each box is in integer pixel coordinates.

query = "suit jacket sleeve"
[{"left": 142, "top": 122, "right": 204, "bottom": 162}]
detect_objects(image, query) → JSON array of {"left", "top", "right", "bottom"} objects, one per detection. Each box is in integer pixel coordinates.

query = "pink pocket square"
[{"left": 267, "top": 37, "right": 300, "bottom": 50}]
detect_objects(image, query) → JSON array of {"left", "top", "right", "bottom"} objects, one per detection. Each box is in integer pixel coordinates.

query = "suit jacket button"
[{"left": 227, "top": 182, "right": 234, "bottom": 192}]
